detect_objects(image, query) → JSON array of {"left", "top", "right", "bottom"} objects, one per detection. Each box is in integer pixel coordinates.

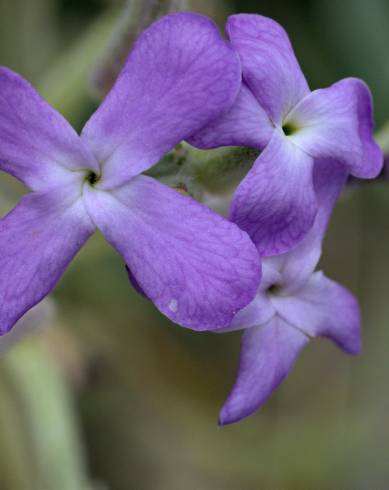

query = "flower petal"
[
  {"left": 273, "top": 272, "right": 361, "bottom": 355},
  {"left": 219, "top": 317, "right": 308, "bottom": 425},
  {"left": 83, "top": 175, "right": 260, "bottom": 330},
  {"left": 0, "top": 179, "right": 95, "bottom": 334},
  {"left": 286, "top": 78, "right": 383, "bottom": 178},
  {"left": 226, "top": 14, "right": 309, "bottom": 124},
  {"left": 264, "top": 158, "right": 347, "bottom": 292},
  {"left": 81, "top": 13, "right": 241, "bottom": 189},
  {"left": 230, "top": 130, "right": 316, "bottom": 256},
  {"left": 219, "top": 291, "right": 274, "bottom": 332},
  {"left": 187, "top": 83, "right": 273, "bottom": 149},
  {"left": 0, "top": 67, "right": 98, "bottom": 191}
]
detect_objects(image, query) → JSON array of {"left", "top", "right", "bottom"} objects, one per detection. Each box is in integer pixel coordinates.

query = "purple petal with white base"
[
  {"left": 0, "top": 67, "right": 98, "bottom": 191},
  {"left": 83, "top": 175, "right": 260, "bottom": 330},
  {"left": 219, "top": 317, "right": 309, "bottom": 425},
  {"left": 82, "top": 12, "right": 241, "bottom": 189},
  {"left": 226, "top": 14, "right": 309, "bottom": 124},
  {"left": 273, "top": 272, "right": 361, "bottom": 355},
  {"left": 266, "top": 158, "right": 347, "bottom": 293},
  {"left": 230, "top": 130, "right": 316, "bottom": 256},
  {"left": 220, "top": 291, "right": 274, "bottom": 332},
  {"left": 187, "top": 83, "right": 273, "bottom": 150},
  {"left": 287, "top": 78, "right": 382, "bottom": 178},
  {"left": 0, "top": 179, "right": 95, "bottom": 334},
  {"left": 220, "top": 154, "right": 358, "bottom": 423}
]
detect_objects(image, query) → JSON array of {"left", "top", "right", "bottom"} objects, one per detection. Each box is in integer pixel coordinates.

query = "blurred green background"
[{"left": 1, "top": 0, "right": 389, "bottom": 489}]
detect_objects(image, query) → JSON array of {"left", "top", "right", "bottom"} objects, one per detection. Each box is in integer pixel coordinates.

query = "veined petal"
[
  {"left": 83, "top": 175, "right": 260, "bottom": 330},
  {"left": 273, "top": 272, "right": 361, "bottom": 355},
  {"left": 219, "top": 317, "right": 309, "bottom": 425},
  {"left": 82, "top": 13, "right": 241, "bottom": 189},
  {"left": 188, "top": 83, "right": 273, "bottom": 150},
  {"left": 226, "top": 14, "right": 309, "bottom": 125},
  {"left": 230, "top": 130, "right": 316, "bottom": 256},
  {"left": 286, "top": 78, "right": 383, "bottom": 178},
  {"left": 0, "top": 67, "right": 98, "bottom": 191},
  {"left": 0, "top": 179, "right": 95, "bottom": 334},
  {"left": 265, "top": 159, "right": 347, "bottom": 292}
]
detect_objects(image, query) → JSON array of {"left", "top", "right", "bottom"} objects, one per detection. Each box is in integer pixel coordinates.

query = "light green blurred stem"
[
  {"left": 0, "top": 375, "right": 33, "bottom": 489},
  {"left": 38, "top": 8, "right": 121, "bottom": 125},
  {"left": 91, "top": 0, "right": 191, "bottom": 97},
  {"left": 2, "top": 338, "right": 91, "bottom": 490},
  {"left": 375, "top": 122, "right": 389, "bottom": 154}
]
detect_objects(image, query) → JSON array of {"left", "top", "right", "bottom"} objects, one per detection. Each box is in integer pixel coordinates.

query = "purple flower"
[
  {"left": 190, "top": 14, "right": 383, "bottom": 256},
  {"left": 0, "top": 13, "right": 261, "bottom": 335},
  {"left": 218, "top": 162, "right": 361, "bottom": 425}
]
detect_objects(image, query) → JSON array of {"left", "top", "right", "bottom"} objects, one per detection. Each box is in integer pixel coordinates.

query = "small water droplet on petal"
[{"left": 168, "top": 299, "right": 178, "bottom": 312}]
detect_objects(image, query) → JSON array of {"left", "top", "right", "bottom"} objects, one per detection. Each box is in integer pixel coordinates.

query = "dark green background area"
[{"left": 0, "top": 1, "right": 389, "bottom": 489}]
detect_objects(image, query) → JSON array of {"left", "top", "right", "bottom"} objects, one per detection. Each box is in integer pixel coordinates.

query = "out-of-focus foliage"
[{"left": 1, "top": 0, "right": 389, "bottom": 489}]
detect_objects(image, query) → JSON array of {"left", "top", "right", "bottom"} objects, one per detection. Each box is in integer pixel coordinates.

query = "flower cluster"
[{"left": 0, "top": 13, "right": 383, "bottom": 424}]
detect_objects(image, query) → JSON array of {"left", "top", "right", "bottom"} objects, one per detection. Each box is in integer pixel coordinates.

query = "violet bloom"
[
  {"left": 219, "top": 163, "right": 360, "bottom": 425},
  {"left": 190, "top": 14, "right": 383, "bottom": 255},
  {"left": 0, "top": 13, "right": 261, "bottom": 335}
]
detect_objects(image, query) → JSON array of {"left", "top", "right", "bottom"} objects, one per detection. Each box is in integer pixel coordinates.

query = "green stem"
[
  {"left": 2, "top": 337, "right": 92, "bottom": 490},
  {"left": 375, "top": 121, "right": 389, "bottom": 154},
  {"left": 147, "top": 143, "right": 259, "bottom": 196},
  {"left": 37, "top": 8, "right": 120, "bottom": 126},
  {"left": 91, "top": 0, "right": 191, "bottom": 98}
]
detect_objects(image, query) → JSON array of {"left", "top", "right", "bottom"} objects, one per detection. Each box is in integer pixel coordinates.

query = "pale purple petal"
[
  {"left": 230, "top": 130, "right": 316, "bottom": 256},
  {"left": 83, "top": 175, "right": 260, "bottom": 330},
  {"left": 287, "top": 78, "right": 383, "bottom": 178},
  {"left": 0, "top": 178, "right": 95, "bottom": 334},
  {"left": 226, "top": 14, "right": 309, "bottom": 125},
  {"left": 219, "top": 317, "right": 309, "bottom": 425},
  {"left": 187, "top": 83, "right": 273, "bottom": 150},
  {"left": 259, "top": 260, "right": 283, "bottom": 291},
  {"left": 219, "top": 291, "right": 274, "bottom": 332},
  {"left": 265, "top": 159, "right": 347, "bottom": 292},
  {"left": 0, "top": 67, "right": 98, "bottom": 191},
  {"left": 82, "top": 13, "right": 241, "bottom": 189},
  {"left": 273, "top": 272, "right": 361, "bottom": 355}
]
